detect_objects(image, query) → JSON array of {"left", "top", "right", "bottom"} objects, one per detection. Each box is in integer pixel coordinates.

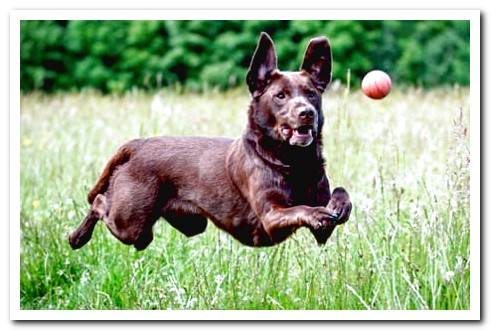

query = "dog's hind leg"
[
  {"left": 101, "top": 172, "right": 162, "bottom": 250},
  {"left": 68, "top": 194, "right": 107, "bottom": 249}
]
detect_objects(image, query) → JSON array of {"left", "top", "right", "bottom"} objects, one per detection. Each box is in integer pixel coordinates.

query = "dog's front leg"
[
  {"left": 309, "top": 186, "right": 352, "bottom": 245},
  {"left": 260, "top": 205, "right": 337, "bottom": 244},
  {"left": 326, "top": 187, "right": 352, "bottom": 224}
]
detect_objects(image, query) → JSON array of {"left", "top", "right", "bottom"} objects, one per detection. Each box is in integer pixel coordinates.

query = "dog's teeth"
[{"left": 292, "top": 128, "right": 312, "bottom": 137}]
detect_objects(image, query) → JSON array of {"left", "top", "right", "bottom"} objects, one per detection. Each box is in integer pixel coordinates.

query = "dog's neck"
[{"left": 243, "top": 118, "right": 325, "bottom": 175}]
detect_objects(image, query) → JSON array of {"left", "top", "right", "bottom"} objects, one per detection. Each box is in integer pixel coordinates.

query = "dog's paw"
[
  {"left": 326, "top": 187, "right": 352, "bottom": 224},
  {"left": 307, "top": 206, "right": 337, "bottom": 231},
  {"left": 307, "top": 207, "right": 337, "bottom": 245}
]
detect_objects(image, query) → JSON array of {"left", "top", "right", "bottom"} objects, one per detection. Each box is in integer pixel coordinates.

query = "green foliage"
[{"left": 20, "top": 20, "right": 470, "bottom": 92}]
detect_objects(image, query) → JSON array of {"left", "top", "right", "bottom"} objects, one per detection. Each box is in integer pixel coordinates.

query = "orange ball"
[{"left": 361, "top": 70, "right": 392, "bottom": 100}]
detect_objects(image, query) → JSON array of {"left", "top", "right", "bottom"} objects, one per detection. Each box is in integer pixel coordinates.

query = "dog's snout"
[{"left": 298, "top": 108, "right": 315, "bottom": 120}]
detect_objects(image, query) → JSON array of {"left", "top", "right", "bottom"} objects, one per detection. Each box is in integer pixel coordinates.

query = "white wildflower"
[
  {"left": 455, "top": 256, "right": 465, "bottom": 273},
  {"left": 80, "top": 270, "right": 90, "bottom": 285},
  {"left": 442, "top": 271, "right": 455, "bottom": 283},
  {"left": 67, "top": 210, "right": 76, "bottom": 220},
  {"left": 214, "top": 274, "right": 224, "bottom": 285}
]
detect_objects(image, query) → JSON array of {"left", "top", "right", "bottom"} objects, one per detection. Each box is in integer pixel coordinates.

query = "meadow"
[{"left": 20, "top": 86, "right": 470, "bottom": 310}]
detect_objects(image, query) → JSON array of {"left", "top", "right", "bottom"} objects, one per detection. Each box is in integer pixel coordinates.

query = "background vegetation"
[
  {"left": 20, "top": 20, "right": 470, "bottom": 93},
  {"left": 20, "top": 87, "right": 470, "bottom": 309}
]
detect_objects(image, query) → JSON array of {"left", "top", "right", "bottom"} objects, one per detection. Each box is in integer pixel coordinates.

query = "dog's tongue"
[{"left": 282, "top": 127, "right": 292, "bottom": 136}]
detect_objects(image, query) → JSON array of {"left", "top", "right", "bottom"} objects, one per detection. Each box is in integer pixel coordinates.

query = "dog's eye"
[
  {"left": 276, "top": 92, "right": 286, "bottom": 99},
  {"left": 306, "top": 90, "right": 316, "bottom": 99}
]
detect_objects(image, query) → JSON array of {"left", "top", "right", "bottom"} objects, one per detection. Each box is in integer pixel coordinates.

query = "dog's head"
[{"left": 246, "top": 32, "right": 332, "bottom": 148}]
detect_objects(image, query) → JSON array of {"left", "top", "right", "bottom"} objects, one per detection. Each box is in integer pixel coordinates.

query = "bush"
[{"left": 20, "top": 20, "right": 470, "bottom": 93}]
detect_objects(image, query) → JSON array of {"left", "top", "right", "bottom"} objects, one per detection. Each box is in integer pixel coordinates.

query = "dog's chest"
[{"left": 282, "top": 173, "right": 320, "bottom": 206}]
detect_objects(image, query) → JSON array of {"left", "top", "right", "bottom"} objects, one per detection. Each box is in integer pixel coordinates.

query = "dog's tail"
[{"left": 87, "top": 138, "right": 145, "bottom": 204}]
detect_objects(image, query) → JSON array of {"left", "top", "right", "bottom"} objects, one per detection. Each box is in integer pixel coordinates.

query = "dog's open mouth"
[
  {"left": 293, "top": 125, "right": 313, "bottom": 137},
  {"left": 281, "top": 125, "right": 315, "bottom": 147}
]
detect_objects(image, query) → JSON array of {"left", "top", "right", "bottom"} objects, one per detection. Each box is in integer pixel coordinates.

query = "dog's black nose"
[{"left": 298, "top": 108, "right": 315, "bottom": 120}]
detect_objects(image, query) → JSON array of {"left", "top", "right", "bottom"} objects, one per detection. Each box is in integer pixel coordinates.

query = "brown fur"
[{"left": 69, "top": 32, "right": 352, "bottom": 250}]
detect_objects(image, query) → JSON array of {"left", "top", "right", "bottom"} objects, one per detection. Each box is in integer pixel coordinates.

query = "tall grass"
[{"left": 20, "top": 86, "right": 470, "bottom": 310}]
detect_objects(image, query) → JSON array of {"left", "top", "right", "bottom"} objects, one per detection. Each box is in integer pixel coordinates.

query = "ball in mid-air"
[{"left": 361, "top": 70, "right": 392, "bottom": 100}]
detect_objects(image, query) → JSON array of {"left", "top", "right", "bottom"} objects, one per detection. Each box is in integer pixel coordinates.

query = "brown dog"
[{"left": 69, "top": 32, "right": 352, "bottom": 250}]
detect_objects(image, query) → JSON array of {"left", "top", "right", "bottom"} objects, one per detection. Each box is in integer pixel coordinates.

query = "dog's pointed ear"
[
  {"left": 246, "top": 32, "right": 277, "bottom": 97},
  {"left": 301, "top": 37, "right": 332, "bottom": 92}
]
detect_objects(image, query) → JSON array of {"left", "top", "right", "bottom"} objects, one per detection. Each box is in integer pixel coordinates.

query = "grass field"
[{"left": 20, "top": 86, "right": 470, "bottom": 310}]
